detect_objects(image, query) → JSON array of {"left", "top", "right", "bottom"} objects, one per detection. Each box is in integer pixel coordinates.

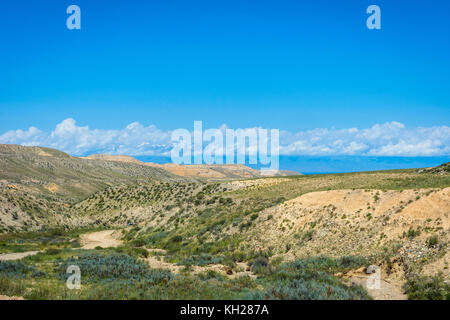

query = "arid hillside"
[
  {"left": 0, "top": 145, "right": 297, "bottom": 232},
  {"left": 0, "top": 144, "right": 182, "bottom": 233},
  {"left": 83, "top": 153, "right": 301, "bottom": 179},
  {"left": 0, "top": 144, "right": 448, "bottom": 300},
  {"left": 0, "top": 144, "right": 179, "bottom": 198}
]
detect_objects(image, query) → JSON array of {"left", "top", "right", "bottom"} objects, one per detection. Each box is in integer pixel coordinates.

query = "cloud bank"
[{"left": 0, "top": 118, "right": 449, "bottom": 157}]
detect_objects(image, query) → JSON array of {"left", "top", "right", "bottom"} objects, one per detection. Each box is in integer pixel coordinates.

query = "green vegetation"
[
  {"left": 55, "top": 253, "right": 173, "bottom": 284},
  {"left": 426, "top": 235, "right": 439, "bottom": 248},
  {"left": 0, "top": 247, "right": 370, "bottom": 300},
  {"left": 404, "top": 273, "right": 450, "bottom": 300},
  {"left": 0, "top": 227, "right": 99, "bottom": 254},
  {"left": 0, "top": 260, "right": 46, "bottom": 278},
  {"left": 405, "top": 228, "right": 421, "bottom": 239},
  {"left": 250, "top": 256, "right": 370, "bottom": 300}
]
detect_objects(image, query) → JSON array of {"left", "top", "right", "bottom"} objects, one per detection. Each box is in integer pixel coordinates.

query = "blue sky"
[
  {"left": 1, "top": 0, "right": 449, "bottom": 131},
  {"left": 0, "top": 0, "right": 449, "bottom": 170}
]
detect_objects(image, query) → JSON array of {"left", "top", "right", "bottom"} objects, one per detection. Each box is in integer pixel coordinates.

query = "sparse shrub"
[
  {"left": 198, "top": 270, "right": 226, "bottom": 281},
  {"left": 45, "top": 248, "right": 61, "bottom": 255},
  {"left": 426, "top": 235, "right": 439, "bottom": 247},
  {"left": 133, "top": 247, "right": 149, "bottom": 258},
  {"left": 250, "top": 256, "right": 271, "bottom": 275},
  {"left": 233, "top": 251, "right": 246, "bottom": 262},
  {"left": 406, "top": 228, "right": 421, "bottom": 239},
  {"left": 145, "top": 232, "right": 167, "bottom": 245},
  {"left": 219, "top": 198, "right": 233, "bottom": 205},
  {"left": 239, "top": 221, "right": 252, "bottom": 231},
  {"left": 285, "top": 243, "right": 292, "bottom": 252},
  {"left": 179, "top": 253, "right": 225, "bottom": 267},
  {"left": 131, "top": 239, "right": 146, "bottom": 247},
  {"left": 374, "top": 192, "right": 380, "bottom": 202},
  {"left": 170, "top": 235, "right": 183, "bottom": 243},
  {"left": 338, "top": 256, "right": 368, "bottom": 270},
  {"left": 301, "top": 230, "right": 315, "bottom": 243},
  {"left": 276, "top": 197, "right": 286, "bottom": 204},
  {"left": 70, "top": 239, "right": 81, "bottom": 248}
]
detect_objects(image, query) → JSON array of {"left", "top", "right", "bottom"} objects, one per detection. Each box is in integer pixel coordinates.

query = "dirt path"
[
  {"left": 0, "top": 251, "right": 40, "bottom": 261},
  {"left": 0, "top": 295, "right": 24, "bottom": 300},
  {"left": 80, "top": 230, "right": 123, "bottom": 249},
  {"left": 0, "top": 230, "right": 121, "bottom": 260},
  {"left": 347, "top": 274, "right": 407, "bottom": 300}
]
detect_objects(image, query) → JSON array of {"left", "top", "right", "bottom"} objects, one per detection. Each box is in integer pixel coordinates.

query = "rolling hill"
[
  {"left": 82, "top": 153, "right": 301, "bottom": 179},
  {"left": 0, "top": 144, "right": 449, "bottom": 300}
]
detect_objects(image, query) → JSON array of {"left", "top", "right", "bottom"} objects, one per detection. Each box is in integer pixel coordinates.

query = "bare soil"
[
  {"left": 80, "top": 230, "right": 123, "bottom": 249},
  {"left": 0, "top": 251, "right": 40, "bottom": 261}
]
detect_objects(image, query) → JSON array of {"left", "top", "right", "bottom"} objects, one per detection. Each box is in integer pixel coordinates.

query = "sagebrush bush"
[
  {"left": 133, "top": 247, "right": 149, "bottom": 258},
  {"left": 198, "top": 270, "right": 226, "bottom": 282},
  {"left": 426, "top": 235, "right": 439, "bottom": 248},
  {"left": 404, "top": 273, "right": 450, "bottom": 300},
  {"left": 81, "top": 276, "right": 249, "bottom": 300},
  {"left": 131, "top": 239, "right": 146, "bottom": 247},
  {"left": 45, "top": 248, "right": 62, "bottom": 255},
  {"left": 0, "top": 260, "right": 47, "bottom": 278},
  {"left": 54, "top": 253, "right": 173, "bottom": 284},
  {"left": 250, "top": 256, "right": 370, "bottom": 300},
  {"left": 178, "top": 253, "right": 225, "bottom": 267},
  {"left": 249, "top": 278, "right": 369, "bottom": 300},
  {"left": 250, "top": 256, "right": 271, "bottom": 275}
]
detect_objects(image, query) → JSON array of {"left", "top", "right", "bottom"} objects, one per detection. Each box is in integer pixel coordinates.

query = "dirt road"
[
  {"left": 80, "top": 230, "right": 123, "bottom": 249},
  {"left": 0, "top": 251, "right": 40, "bottom": 261}
]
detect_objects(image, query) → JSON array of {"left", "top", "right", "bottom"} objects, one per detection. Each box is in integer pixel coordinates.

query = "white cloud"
[
  {"left": 278, "top": 122, "right": 450, "bottom": 156},
  {"left": 0, "top": 126, "right": 47, "bottom": 147},
  {"left": 0, "top": 118, "right": 172, "bottom": 156},
  {"left": 0, "top": 119, "right": 449, "bottom": 157}
]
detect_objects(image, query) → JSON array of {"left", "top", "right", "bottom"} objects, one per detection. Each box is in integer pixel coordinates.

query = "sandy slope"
[
  {"left": 248, "top": 188, "right": 449, "bottom": 256},
  {"left": 80, "top": 230, "right": 123, "bottom": 249}
]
